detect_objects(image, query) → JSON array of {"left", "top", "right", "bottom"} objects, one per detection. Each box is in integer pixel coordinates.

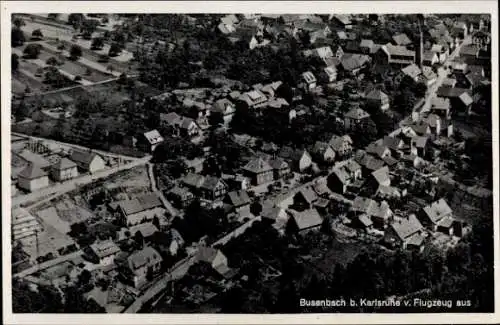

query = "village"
[{"left": 10, "top": 13, "right": 493, "bottom": 313}]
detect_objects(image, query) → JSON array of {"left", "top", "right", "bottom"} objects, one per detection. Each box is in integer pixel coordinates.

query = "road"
[
  {"left": 12, "top": 155, "right": 151, "bottom": 208},
  {"left": 146, "top": 163, "right": 180, "bottom": 218},
  {"left": 419, "top": 35, "right": 472, "bottom": 115},
  {"left": 12, "top": 132, "right": 143, "bottom": 161},
  {"left": 14, "top": 250, "right": 83, "bottom": 278}
]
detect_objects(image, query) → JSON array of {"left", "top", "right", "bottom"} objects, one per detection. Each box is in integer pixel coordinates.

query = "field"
[{"left": 12, "top": 71, "right": 47, "bottom": 95}]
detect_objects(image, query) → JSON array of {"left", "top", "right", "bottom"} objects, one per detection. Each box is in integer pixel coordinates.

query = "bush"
[
  {"left": 31, "top": 29, "right": 43, "bottom": 39},
  {"left": 23, "top": 44, "right": 42, "bottom": 59},
  {"left": 69, "top": 45, "right": 83, "bottom": 60}
]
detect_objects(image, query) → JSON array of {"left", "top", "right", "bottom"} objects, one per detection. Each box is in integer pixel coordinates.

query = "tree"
[
  {"left": 68, "top": 13, "right": 85, "bottom": 29},
  {"left": 12, "top": 53, "right": 19, "bottom": 72},
  {"left": 117, "top": 72, "right": 128, "bottom": 84},
  {"left": 208, "top": 111, "right": 224, "bottom": 127},
  {"left": 48, "top": 13, "right": 60, "bottom": 20},
  {"left": 31, "top": 29, "right": 43, "bottom": 39},
  {"left": 152, "top": 215, "right": 160, "bottom": 230},
  {"left": 134, "top": 231, "right": 144, "bottom": 249},
  {"left": 46, "top": 56, "right": 59, "bottom": 66},
  {"left": 69, "top": 45, "right": 83, "bottom": 60},
  {"left": 108, "top": 42, "right": 122, "bottom": 57},
  {"left": 98, "top": 54, "right": 109, "bottom": 63},
  {"left": 13, "top": 17, "right": 25, "bottom": 29},
  {"left": 23, "top": 43, "right": 42, "bottom": 59},
  {"left": 11, "top": 28, "right": 25, "bottom": 47},
  {"left": 91, "top": 37, "right": 104, "bottom": 50}
]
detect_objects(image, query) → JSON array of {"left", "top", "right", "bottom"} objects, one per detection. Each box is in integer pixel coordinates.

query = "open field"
[{"left": 12, "top": 71, "right": 48, "bottom": 94}]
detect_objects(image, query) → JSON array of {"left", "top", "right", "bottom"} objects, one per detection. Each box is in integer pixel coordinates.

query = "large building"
[{"left": 17, "top": 164, "right": 50, "bottom": 192}]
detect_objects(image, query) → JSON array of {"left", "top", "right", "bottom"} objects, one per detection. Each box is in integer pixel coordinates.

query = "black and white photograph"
[{"left": 2, "top": 1, "right": 499, "bottom": 324}]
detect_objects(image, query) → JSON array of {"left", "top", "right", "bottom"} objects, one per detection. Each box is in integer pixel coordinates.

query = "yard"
[{"left": 102, "top": 165, "right": 151, "bottom": 191}]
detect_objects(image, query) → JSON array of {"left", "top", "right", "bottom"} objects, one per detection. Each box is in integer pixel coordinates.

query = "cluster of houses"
[{"left": 11, "top": 144, "right": 106, "bottom": 193}]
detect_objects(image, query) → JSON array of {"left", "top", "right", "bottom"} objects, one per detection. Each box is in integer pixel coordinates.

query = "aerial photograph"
[{"left": 9, "top": 12, "right": 494, "bottom": 314}]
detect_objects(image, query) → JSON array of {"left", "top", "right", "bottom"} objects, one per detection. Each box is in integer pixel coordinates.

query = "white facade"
[
  {"left": 18, "top": 175, "right": 49, "bottom": 192},
  {"left": 51, "top": 166, "right": 79, "bottom": 181}
]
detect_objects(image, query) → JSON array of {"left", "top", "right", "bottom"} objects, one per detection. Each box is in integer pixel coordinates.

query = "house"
[
  {"left": 420, "top": 66, "right": 438, "bottom": 87},
  {"left": 423, "top": 51, "right": 439, "bottom": 66},
  {"left": 344, "top": 108, "right": 370, "bottom": 130},
  {"left": 451, "top": 61, "right": 468, "bottom": 74},
  {"left": 287, "top": 208, "right": 323, "bottom": 234},
  {"left": 339, "top": 54, "right": 370, "bottom": 76},
  {"left": 430, "top": 97, "right": 451, "bottom": 119},
  {"left": 410, "top": 136, "right": 429, "bottom": 157},
  {"left": 392, "top": 33, "right": 412, "bottom": 46},
  {"left": 472, "top": 31, "right": 491, "bottom": 47},
  {"left": 278, "top": 147, "right": 312, "bottom": 172},
  {"left": 330, "top": 14, "right": 353, "bottom": 29},
  {"left": 311, "top": 141, "right": 336, "bottom": 163},
  {"left": 371, "top": 166, "right": 391, "bottom": 187},
  {"left": 261, "top": 206, "right": 290, "bottom": 234},
  {"left": 460, "top": 45, "right": 479, "bottom": 60},
  {"left": 113, "top": 194, "right": 164, "bottom": 227},
  {"left": 195, "top": 247, "right": 233, "bottom": 278},
  {"left": 86, "top": 240, "right": 121, "bottom": 266},
  {"left": 401, "top": 64, "right": 422, "bottom": 82},
  {"left": 199, "top": 176, "right": 228, "bottom": 201},
  {"left": 50, "top": 157, "right": 78, "bottom": 181},
  {"left": 238, "top": 90, "right": 268, "bottom": 108},
  {"left": 436, "top": 87, "right": 473, "bottom": 116},
  {"left": 165, "top": 228, "right": 185, "bottom": 256},
  {"left": 160, "top": 112, "right": 201, "bottom": 137},
  {"left": 211, "top": 99, "right": 236, "bottom": 125},
  {"left": 167, "top": 186, "right": 195, "bottom": 208},
  {"left": 430, "top": 44, "right": 449, "bottom": 63},
  {"left": 327, "top": 167, "right": 352, "bottom": 194},
  {"left": 225, "top": 190, "right": 251, "bottom": 213},
  {"left": 129, "top": 222, "right": 159, "bottom": 242},
  {"left": 418, "top": 198, "right": 453, "bottom": 232},
  {"left": 302, "top": 46, "right": 334, "bottom": 60},
  {"left": 301, "top": 71, "right": 317, "bottom": 90},
  {"left": 385, "top": 214, "right": 425, "bottom": 250},
  {"left": 137, "top": 129, "right": 164, "bottom": 153},
  {"left": 452, "top": 21, "right": 468, "bottom": 39},
  {"left": 345, "top": 159, "right": 363, "bottom": 180},
  {"left": 350, "top": 196, "right": 393, "bottom": 230},
  {"left": 15, "top": 149, "right": 52, "bottom": 169},
  {"left": 377, "top": 44, "right": 416, "bottom": 66},
  {"left": 366, "top": 143, "right": 391, "bottom": 160},
  {"left": 365, "top": 89, "right": 390, "bottom": 111},
  {"left": 260, "top": 81, "right": 283, "bottom": 98},
  {"left": 423, "top": 113, "right": 453, "bottom": 137},
  {"left": 360, "top": 39, "right": 376, "bottom": 54},
  {"left": 242, "top": 157, "right": 274, "bottom": 185},
  {"left": 329, "top": 135, "right": 353, "bottom": 157},
  {"left": 69, "top": 150, "right": 106, "bottom": 174},
  {"left": 17, "top": 164, "right": 50, "bottom": 192},
  {"left": 381, "top": 135, "right": 406, "bottom": 155},
  {"left": 293, "top": 186, "right": 319, "bottom": 211},
  {"left": 319, "top": 66, "right": 337, "bottom": 83},
  {"left": 355, "top": 150, "right": 385, "bottom": 176},
  {"left": 268, "top": 157, "right": 291, "bottom": 180},
  {"left": 119, "top": 247, "right": 163, "bottom": 288}
]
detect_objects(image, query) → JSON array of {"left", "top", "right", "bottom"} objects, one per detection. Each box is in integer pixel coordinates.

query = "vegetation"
[
  {"left": 69, "top": 44, "right": 83, "bottom": 60},
  {"left": 23, "top": 43, "right": 42, "bottom": 59}
]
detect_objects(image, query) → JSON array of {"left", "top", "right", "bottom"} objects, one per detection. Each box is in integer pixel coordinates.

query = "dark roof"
[
  {"left": 296, "top": 186, "right": 319, "bottom": 204},
  {"left": 436, "top": 86, "right": 471, "bottom": 99},
  {"left": 70, "top": 150, "right": 99, "bottom": 166},
  {"left": 366, "top": 89, "right": 388, "bottom": 101},
  {"left": 340, "top": 54, "right": 370, "bottom": 71},
  {"left": 200, "top": 176, "right": 225, "bottom": 191},
  {"left": 422, "top": 198, "right": 452, "bottom": 224},
  {"left": 391, "top": 214, "right": 423, "bottom": 240}
]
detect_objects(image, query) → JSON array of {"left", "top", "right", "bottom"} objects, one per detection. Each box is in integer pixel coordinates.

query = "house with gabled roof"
[
  {"left": 50, "top": 157, "right": 78, "bottom": 181},
  {"left": 225, "top": 190, "right": 251, "bottom": 214},
  {"left": 377, "top": 43, "right": 416, "bottom": 66},
  {"left": 301, "top": 71, "right": 317, "bottom": 90},
  {"left": 242, "top": 157, "right": 274, "bottom": 185},
  {"left": 365, "top": 89, "right": 390, "bottom": 111},
  {"left": 385, "top": 214, "right": 425, "bottom": 250},
  {"left": 338, "top": 53, "right": 370, "bottom": 77},
  {"left": 329, "top": 135, "right": 353, "bottom": 157},
  {"left": 138, "top": 129, "right": 164, "bottom": 153},
  {"left": 70, "top": 150, "right": 106, "bottom": 174},
  {"left": 86, "top": 240, "right": 121, "bottom": 266},
  {"left": 311, "top": 141, "right": 336, "bottom": 163},
  {"left": 430, "top": 96, "right": 452, "bottom": 119},
  {"left": 211, "top": 99, "right": 236, "bottom": 125},
  {"left": 17, "top": 164, "right": 49, "bottom": 192},
  {"left": 278, "top": 147, "right": 312, "bottom": 172},
  {"left": 350, "top": 196, "right": 393, "bottom": 230},
  {"left": 160, "top": 112, "right": 201, "bottom": 138},
  {"left": 287, "top": 208, "right": 324, "bottom": 234},
  {"left": 268, "top": 157, "right": 290, "bottom": 180},
  {"left": 401, "top": 63, "right": 422, "bottom": 82},
  {"left": 118, "top": 247, "right": 163, "bottom": 288},
  {"left": 371, "top": 166, "right": 391, "bottom": 187},
  {"left": 238, "top": 89, "right": 268, "bottom": 107},
  {"left": 418, "top": 198, "right": 454, "bottom": 233},
  {"left": 344, "top": 107, "right": 370, "bottom": 130},
  {"left": 430, "top": 44, "right": 449, "bottom": 63},
  {"left": 330, "top": 14, "right": 353, "bottom": 29},
  {"left": 423, "top": 51, "right": 439, "bottom": 67},
  {"left": 420, "top": 66, "right": 438, "bottom": 87},
  {"left": 195, "top": 247, "right": 235, "bottom": 279},
  {"left": 366, "top": 142, "right": 391, "bottom": 160},
  {"left": 293, "top": 186, "right": 319, "bottom": 211}
]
